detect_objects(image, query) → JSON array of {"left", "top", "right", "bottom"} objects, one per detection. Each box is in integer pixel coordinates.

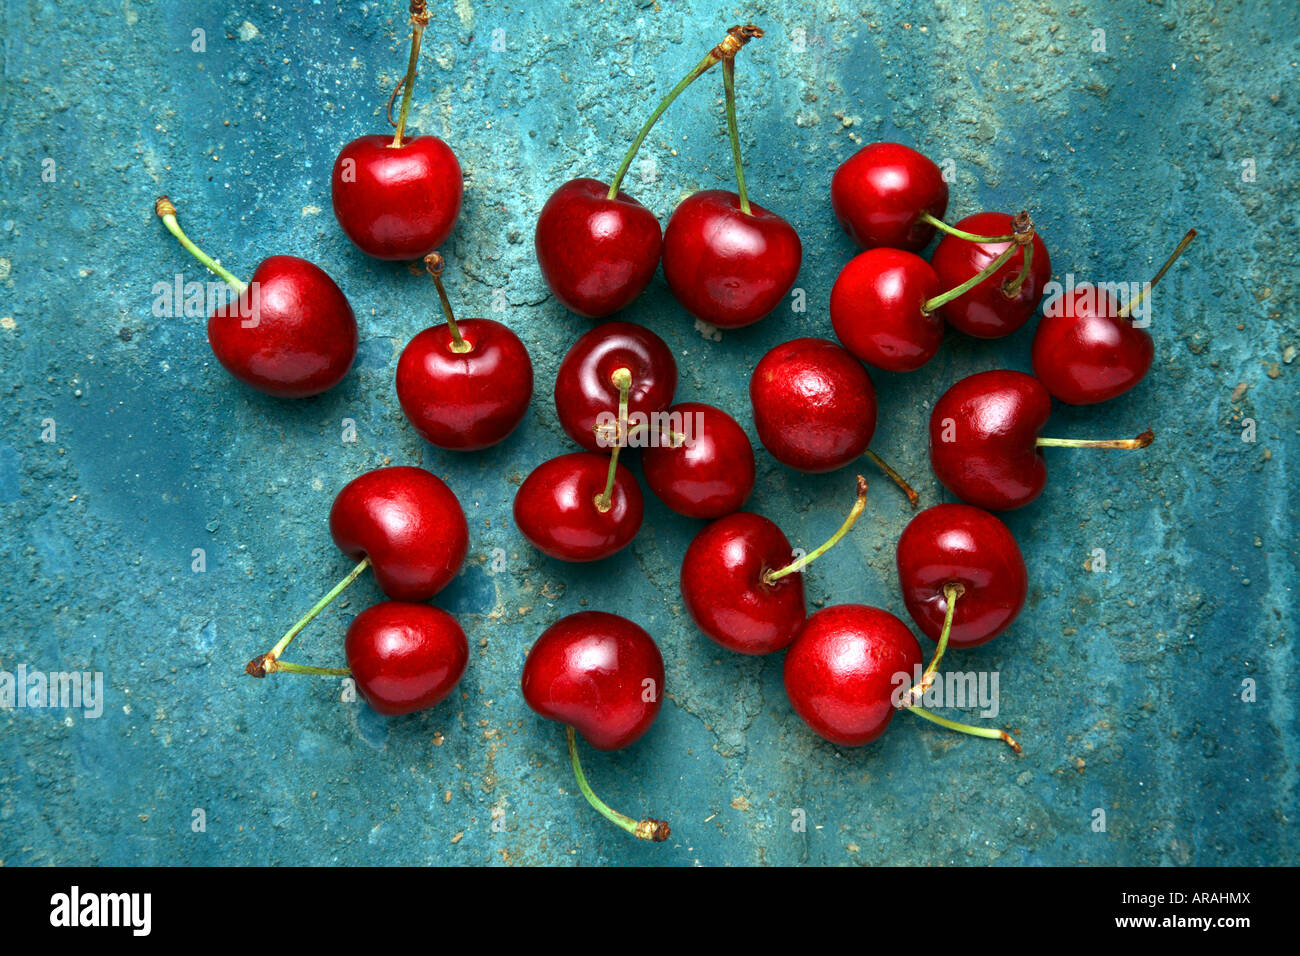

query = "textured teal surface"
[{"left": 0, "top": 0, "right": 1296, "bottom": 866}]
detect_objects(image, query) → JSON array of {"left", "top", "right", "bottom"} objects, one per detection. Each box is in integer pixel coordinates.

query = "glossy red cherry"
[
  {"left": 830, "top": 248, "right": 942, "bottom": 372},
  {"left": 396, "top": 254, "right": 532, "bottom": 450},
  {"left": 750, "top": 338, "right": 876, "bottom": 473},
  {"left": 661, "top": 190, "right": 802, "bottom": 329},
  {"left": 330, "top": 466, "right": 469, "bottom": 599},
  {"left": 930, "top": 211, "right": 1051, "bottom": 338},
  {"left": 344, "top": 601, "right": 468, "bottom": 716},
  {"left": 830, "top": 142, "right": 948, "bottom": 252},
  {"left": 681, "top": 477, "right": 867, "bottom": 655},
  {"left": 330, "top": 6, "right": 461, "bottom": 260},
  {"left": 535, "top": 178, "right": 663, "bottom": 318},
  {"left": 783, "top": 604, "right": 924, "bottom": 746},
  {"left": 1032, "top": 229, "right": 1197, "bottom": 405},
  {"left": 513, "top": 452, "right": 643, "bottom": 562},
  {"left": 896, "top": 504, "right": 1027, "bottom": 649},
  {"left": 155, "top": 198, "right": 357, "bottom": 398},
  {"left": 554, "top": 322, "right": 677, "bottom": 452},
  {"left": 641, "top": 402, "right": 755, "bottom": 519},
  {"left": 929, "top": 369, "right": 1154, "bottom": 511}
]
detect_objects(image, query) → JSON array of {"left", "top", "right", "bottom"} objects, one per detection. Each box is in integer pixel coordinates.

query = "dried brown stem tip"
[
  {"left": 1011, "top": 210, "right": 1034, "bottom": 245},
  {"left": 635, "top": 819, "right": 672, "bottom": 842},
  {"left": 713, "top": 24, "right": 764, "bottom": 59},
  {"left": 409, "top": 0, "right": 430, "bottom": 26},
  {"left": 154, "top": 195, "right": 176, "bottom": 218},
  {"left": 424, "top": 252, "right": 445, "bottom": 276},
  {"left": 1133, "top": 428, "right": 1155, "bottom": 448},
  {"left": 245, "top": 654, "right": 269, "bottom": 678}
]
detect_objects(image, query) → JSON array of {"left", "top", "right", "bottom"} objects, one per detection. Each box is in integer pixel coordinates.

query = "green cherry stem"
[
  {"left": 764, "top": 476, "right": 868, "bottom": 584},
  {"left": 1116, "top": 228, "right": 1198, "bottom": 321},
  {"left": 722, "top": 55, "right": 750, "bottom": 215},
  {"left": 922, "top": 211, "right": 1035, "bottom": 314},
  {"left": 906, "top": 705, "right": 1022, "bottom": 753},
  {"left": 567, "top": 725, "right": 670, "bottom": 841},
  {"left": 918, "top": 211, "right": 1016, "bottom": 243},
  {"left": 245, "top": 556, "right": 371, "bottom": 678},
  {"left": 607, "top": 24, "right": 763, "bottom": 198},
  {"left": 897, "top": 582, "right": 963, "bottom": 709},
  {"left": 424, "top": 252, "right": 472, "bottom": 353},
  {"left": 154, "top": 196, "right": 247, "bottom": 295},
  {"left": 593, "top": 367, "right": 633, "bottom": 514},
  {"left": 1002, "top": 239, "right": 1033, "bottom": 298},
  {"left": 388, "top": 0, "right": 431, "bottom": 148},
  {"left": 863, "top": 449, "right": 920, "bottom": 508},
  {"left": 1036, "top": 428, "right": 1154, "bottom": 450}
]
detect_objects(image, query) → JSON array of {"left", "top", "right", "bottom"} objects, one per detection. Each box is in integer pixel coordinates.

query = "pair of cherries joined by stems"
[{"left": 535, "top": 25, "right": 801, "bottom": 329}]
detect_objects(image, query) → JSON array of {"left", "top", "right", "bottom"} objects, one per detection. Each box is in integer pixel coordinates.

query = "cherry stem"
[
  {"left": 898, "top": 583, "right": 962, "bottom": 709},
  {"left": 1036, "top": 428, "right": 1154, "bottom": 450},
  {"left": 765, "top": 476, "right": 868, "bottom": 584},
  {"left": 918, "top": 211, "right": 1016, "bottom": 244},
  {"left": 1116, "top": 228, "right": 1198, "bottom": 321},
  {"left": 722, "top": 56, "right": 751, "bottom": 216},
  {"left": 607, "top": 24, "right": 762, "bottom": 199},
  {"left": 923, "top": 211, "right": 1034, "bottom": 314},
  {"left": 906, "top": 705, "right": 1022, "bottom": 753},
  {"left": 593, "top": 367, "right": 632, "bottom": 514},
  {"left": 1002, "top": 240, "right": 1033, "bottom": 298},
  {"left": 424, "top": 253, "right": 471, "bottom": 353},
  {"left": 154, "top": 196, "right": 247, "bottom": 295},
  {"left": 388, "top": 1, "right": 431, "bottom": 148},
  {"left": 245, "top": 556, "right": 371, "bottom": 678},
  {"left": 862, "top": 449, "right": 919, "bottom": 508},
  {"left": 566, "top": 725, "right": 670, "bottom": 841}
]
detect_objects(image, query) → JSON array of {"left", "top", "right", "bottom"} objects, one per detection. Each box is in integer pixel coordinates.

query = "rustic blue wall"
[{"left": 1, "top": 0, "right": 1296, "bottom": 865}]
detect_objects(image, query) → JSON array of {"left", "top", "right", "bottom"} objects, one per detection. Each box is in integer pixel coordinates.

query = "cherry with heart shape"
[
  {"left": 513, "top": 452, "right": 643, "bottom": 562},
  {"left": 929, "top": 369, "right": 1154, "bottom": 511},
  {"left": 1033, "top": 229, "right": 1197, "bottom": 405},
  {"left": 896, "top": 503, "right": 1027, "bottom": 650},
  {"left": 521, "top": 611, "right": 670, "bottom": 841},
  {"left": 930, "top": 211, "right": 1051, "bottom": 338},
  {"left": 783, "top": 603, "right": 1020, "bottom": 750},
  {"left": 155, "top": 197, "right": 358, "bottom": 398},
  {"left": 396, "top": 253, "right": 533, "bottom": 450},
  {"left": 535, "top": 25, "right": 763, "bottom": 318},
  {"left": 830, "top": 141, "right": 950, "bottom": 252},
  {"left": 681, "top": 476, "right": 868, "bottom": 655},
  {"left": 331, "top": 3, "right": 462, "bottom": 260},
  {"left": 641, "top": 402, "right": 755, "bottom": 519},
  {"left": 345, "top": 601, "right": 468, "bottom": 716}
]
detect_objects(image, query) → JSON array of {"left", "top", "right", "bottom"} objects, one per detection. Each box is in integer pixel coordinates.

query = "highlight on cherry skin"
[{"left": 521, "top": 611, "right": 670, "bottom": 841}]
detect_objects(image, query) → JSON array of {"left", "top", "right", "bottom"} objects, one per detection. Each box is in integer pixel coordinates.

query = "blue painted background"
[{"left": 1, "top": 0, "right": 1296, "bottom": 866}]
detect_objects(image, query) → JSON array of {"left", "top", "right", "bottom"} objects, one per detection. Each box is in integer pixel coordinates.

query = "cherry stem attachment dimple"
[
  {"left": 862, "top": 449, "right": 920, "bottom": 508},
  {"left": 424, "top": 253, "right": 471, "bottom": 353},
  {"left": 593, "top": 368, "right": 632, "bottom": 514},
  {"left": 898, "top": 582, "right": 963, "bottom": 709},
  {"left": 566, "top": 725, "right": 670, "bottom": 841},
  {"left": 1036, "top": 428, "right": 1154, "bottom": 450},
  {"left": 918, "top": 211, "right": 1016, "bottom": 244},
  {"left": 906, "top": 705, "right": 1022, "bottom": 753},
  {"left": 607, "top": 24, "right": 762, "bottom": 198},
  {"left": 765, "top": 476, "right": 868, "bottom": 584},
  {"left": 1116, "top": 228, "right": 1198, "bottom": 321},
  {"left": 923, "top": 212, "right": 1034, "bottom": 314},
  {"left": 388, "top": 0, "right": 431, "bottom": 148},
  {"left": 1002, "top": 240, "right": 1033, "bottom": 298},
  {"left": 154, "top": 196, "right": 247, "bottom": 295},
  {"left": 722, "top": 56, "right": 751, "bottom": 215},
  {"left": 245, "top": 556, "right": 371, "bottom": 678}
]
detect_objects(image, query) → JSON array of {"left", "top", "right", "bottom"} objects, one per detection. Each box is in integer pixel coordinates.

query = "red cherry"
[
  {"left": 396, "top": 254, "right": 533, "bottom": 450},
  {"left": 331, "top": 135, "right": 462, "bottom": 261},
  {"left": 535, "top": 178, "right": 663, "bottom": 318},
  {"left": 661, "top": 190, "right": 802, "bottom": 329},
  {"left": 783, "top": 604, "right": 924, "bottom": 746},
  {"left": 895, "top": 504, "right": 1027, "bottom": 649},
  {"left": 641, "top": 402, "right": 755, "bottom": 519},
  {"left": 750, "top": 338, "right": 876, "bottom": 473},
  {"left": 155, "top": 199, "right": 357, "bottom": 398},
  {"left": 929, "top": 369, "right": 1154, "bottom": 510},
  {"left": 330, "top": 466, "right": 469, "bottom": 599},
  {"left": 521, "top": 610, "right": 670, "bottom": 841},
  {"left": 513, "top": 452, "right": 643, "bottom": 562},
  {"left": 930, "top": 211, "right": 1051, "bottom": 338},
  {"left": 680, "top": 476, "right": 868, "bottom": 655},
  {"left": 554, "top": 322, "right": 677, "bottom": 452},
  {"left": 1032, "top": 229, "right": 1197, "bottom": 405},
  {"left": 830, "top": 247, "right": 942, "bottom": 372},
  {"left": 830, "top": 142, "right": 949, "bottom": 252},
  {"left": 344, "top": 601, "right": 468, "bottom": 716}
]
